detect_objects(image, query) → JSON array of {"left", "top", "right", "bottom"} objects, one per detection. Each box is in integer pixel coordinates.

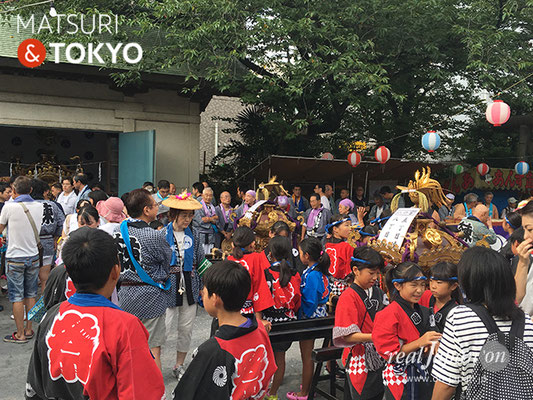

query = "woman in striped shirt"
[{"left": 431, "top": 247, "right": 533, "bottom": 399}]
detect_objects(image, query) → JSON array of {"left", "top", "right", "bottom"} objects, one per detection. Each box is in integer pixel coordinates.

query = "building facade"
[{"left": 199, "top": 95, "right": 245, "bottom": 173}]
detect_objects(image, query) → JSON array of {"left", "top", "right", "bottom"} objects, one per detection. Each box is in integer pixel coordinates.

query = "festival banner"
[{"left": 442, "top": 168, "right": 533, "bottom": 194}]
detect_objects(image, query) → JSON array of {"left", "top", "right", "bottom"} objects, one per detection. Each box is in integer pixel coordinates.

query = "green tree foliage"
[{"left": 4, "top": 0, "right": 531, "bottom": 178}]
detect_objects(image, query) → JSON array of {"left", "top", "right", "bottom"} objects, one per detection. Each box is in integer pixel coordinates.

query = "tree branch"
[{"left": 237, "top": 58, "right": 287, "bottom": 88}]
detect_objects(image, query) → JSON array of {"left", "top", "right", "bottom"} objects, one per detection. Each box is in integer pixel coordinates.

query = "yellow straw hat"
[{"left": 162, "top": 190, "right": 202, "bottom": 210}]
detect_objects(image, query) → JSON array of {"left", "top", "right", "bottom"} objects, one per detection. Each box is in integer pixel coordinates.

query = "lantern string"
[
  {"left": 494, "top": 71, "right": 533, "bottom": 97},
  {"left": 379, "top": 71, "right": 533, "bottom": 146}
]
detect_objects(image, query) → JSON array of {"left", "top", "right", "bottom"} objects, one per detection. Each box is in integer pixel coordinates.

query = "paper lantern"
[
  {"left": 452, "top": 164, "right": 464, "bottom": 175},
  {"left": 375, "top": 146, "right": 390, "bottom": 164},
  {"left": 515, "top": 161, "right": 530, "bottom": 176},
  {"left": 486, "top": 100, "right": 511, "bottom": 127},
  {"left": 321, "top": 152, "right": 334, "bottom": 160},
  {"left": 421, "top": 130, "right": 441, "bottom": 152},
  {"left": 347, "top": 151, "right": 362, "bottom": 167},
  {"left": 477, "top": 162, "right": 490, "bottom": 176}
]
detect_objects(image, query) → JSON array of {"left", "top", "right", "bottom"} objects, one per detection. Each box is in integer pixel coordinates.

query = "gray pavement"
[{"left": 0, "top": 280, "right": 322, "bottom": 400}]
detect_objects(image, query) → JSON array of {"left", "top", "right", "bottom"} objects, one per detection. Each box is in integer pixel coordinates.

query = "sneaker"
[{"left": 172, "top": 365, "right": 186, "bottom": 381}]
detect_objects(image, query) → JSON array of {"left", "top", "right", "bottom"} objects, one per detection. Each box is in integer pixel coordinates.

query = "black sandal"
[{"left": 3, "top": 332, "right": 29, "bottom": 343}]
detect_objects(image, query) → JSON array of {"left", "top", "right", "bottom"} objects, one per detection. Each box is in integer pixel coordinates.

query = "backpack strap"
[
  {"left": 510, "top": 309, "right": 526, "bottom": 351},
  {"left": 19, "top": 202, "right": 43, "bottom": 267},
  {"left": 466, "top": 304, "right": 500, "bottom": 335},
  {"left": 510, "top": 309, "right": 525, "bottom": 338}
]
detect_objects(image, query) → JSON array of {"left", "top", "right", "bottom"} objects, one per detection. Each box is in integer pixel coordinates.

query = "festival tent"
[{"left": 237, "top": 155, "right": 449, "bottom": 197}]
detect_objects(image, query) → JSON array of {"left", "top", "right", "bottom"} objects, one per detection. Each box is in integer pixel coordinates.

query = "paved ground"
[{"left": 0, "top": 279, "right": 328, "bottom": 400}]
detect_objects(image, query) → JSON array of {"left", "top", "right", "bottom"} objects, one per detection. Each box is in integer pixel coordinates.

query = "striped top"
[{"left": 432, "top": 305, "right": 533, "bottom": 390}]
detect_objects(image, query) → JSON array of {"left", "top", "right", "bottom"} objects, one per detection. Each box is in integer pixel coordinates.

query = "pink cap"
[{"left": 96, "top": 197, "right": 127, "bottom": 223}]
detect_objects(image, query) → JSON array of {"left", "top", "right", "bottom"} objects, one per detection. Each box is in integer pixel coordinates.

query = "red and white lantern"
[
  {"left": 375, "top": 146, "right": 391, "bottom": 164},
  {"left": 486, "top": 100, "right": 511, "bottom": 127},
  {"left": 477, "top": 162, "right": 490, "bottom": 176},
  {"left": 321, "top": 152, "right": 334, "bottom": 160},
  {"left": 347, "top": 151, "right": 362, "bottom": 168}
]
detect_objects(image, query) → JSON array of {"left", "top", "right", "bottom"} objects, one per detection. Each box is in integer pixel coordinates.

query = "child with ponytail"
[
  {"left": 286, "top": 237, "right": 330, "bottom": 400},
  {"left": 263, "top": 236, "right": 301, "bottom": 400},
  {"left": 227, "top": 226, "right": 273, "bottom": 330},
  {"left": 325, "top": 215, "right": 356, "bottom": 297},
  {"left": 372, "top": 262, "right": 441, "bottom": 400},
  {"left": 419, "top": 262, "right": 461, "bottom": 333}
]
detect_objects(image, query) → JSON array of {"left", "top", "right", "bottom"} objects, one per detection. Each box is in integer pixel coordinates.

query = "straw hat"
[{"left": 162, "top": 190, "right": 202, "bottom": 210}]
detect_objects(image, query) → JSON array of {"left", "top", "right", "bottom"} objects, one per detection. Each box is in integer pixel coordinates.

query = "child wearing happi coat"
[
  {"left": 286, "top": 237, "right": 330, "bottom": 400},
  {"left": 263, "top": 236, "right": 301, "bottom": 400},
  {"left": 26, "top": 228, "right": 165, "bottom": 400},
  {"left": 227, "top": 226, "right": 274, "bottom": 330},
  {"left": 419, "top": 262, "right": 460, "bottom": 333},
  {"left": 173, "top": 260, "right": 277, "bottom": 400},
  {"left": 372, "top": 262, "right": 441, "bottom": 400},
  {"left": 333, "top": 247, "right": 388, "bottom": 400},
  {"left": 325, "top": 215, "right": 355, "bottom": 297}
]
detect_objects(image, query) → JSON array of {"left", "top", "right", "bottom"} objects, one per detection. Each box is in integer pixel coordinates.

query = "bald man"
[
  {"left": 457, "top": 204, "right": 497, "bottom": 247},
  {"left": 215, "top": 191, "right": 234, "bottom": 247}
]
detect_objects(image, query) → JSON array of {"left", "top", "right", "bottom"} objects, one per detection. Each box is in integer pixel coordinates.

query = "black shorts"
[{"left": 271, "top": 340, "right": 292, "bottom": 353}]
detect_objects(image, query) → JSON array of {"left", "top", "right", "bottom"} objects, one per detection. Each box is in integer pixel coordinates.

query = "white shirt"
[
  {"left": 321, "top": 195, "right": 330, "bottom": 210},
  {"left": 99, "top": 222, "right": 120, "bottom": 236},
  {"left": 63, "top": 213, "right": 79, "bottom": 235},
  {"left": 0, "top": 201, "right": 44, "bottom": 258},
  {"left": 173, "top": 230, "right": 186, "bottom": 265},
  {"left": 432, "top": 305, "right": 533, "bottom": 391},
  {"left": 57, "top": 191, "right": 77, "bottom": 215}
]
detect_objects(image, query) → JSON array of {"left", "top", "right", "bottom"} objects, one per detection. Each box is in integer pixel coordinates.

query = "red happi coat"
[
  {"left": 419, "top": 289, "right": 457, "bottom": 333},
  {"left": 26, "top": 295, "right": 165, "bottom": 400},
  {"left": 326, "top": 240, "right": 354, "bottom": 294},
  {"left": 372, "top": 300, "right": 434, "bottom": 400},
  {"left": 263, "top": 265, "right": 301, "bottom": 322},
  {"left": 419, "top": 290, "right": 433, "bottom": 308},
  {"left": 333, "top": 284, "right": 386, "bottom": 399},
  {"left": 228, "top": 253, "right": 274, "bottom": 315}
]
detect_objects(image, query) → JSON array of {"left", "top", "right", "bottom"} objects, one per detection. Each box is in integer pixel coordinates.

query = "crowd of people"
[{"left": 1, "top": 175, "right": 533, "bottom": 400}]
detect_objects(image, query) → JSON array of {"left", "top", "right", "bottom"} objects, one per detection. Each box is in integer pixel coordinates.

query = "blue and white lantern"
[
  {"left": 422, "top": 130, "right": 441, "bottom": 153},
  {"left": 515, "top": 161, "right": 530, "bottom": 176}
]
